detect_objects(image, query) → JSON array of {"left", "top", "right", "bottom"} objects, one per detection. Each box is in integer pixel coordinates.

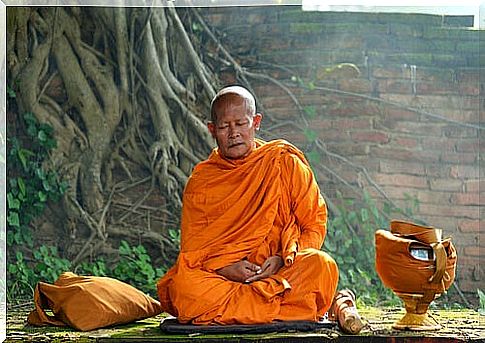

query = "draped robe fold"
[{"left": 157, "top": 139, "right": 338, "bottom": 324}]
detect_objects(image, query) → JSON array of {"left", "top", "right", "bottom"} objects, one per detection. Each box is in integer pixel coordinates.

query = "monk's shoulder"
[
  {"left": 185, "top": 160, "right": 213, "bottom": 190},
  {"left": 267, "top": 140, "right": 307, "bottom": 167}
]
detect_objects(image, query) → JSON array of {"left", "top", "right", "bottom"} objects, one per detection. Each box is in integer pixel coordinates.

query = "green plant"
[
  {"left": 7, "top": 113, "right": 67, "bottom": 247},
  {"left": 112, "top": 241, "right": 165, "bottom": 296},
  {"left": 7, "top": 112, "right": 68, "bottom": 300},
  {"left": 33, "top": 245, "right": 71, "bottom": 283},
  {"left": 76, "top": 259, "right": 109, "bottom": 277},
  {"left": 324, "top": 191, "right": 402, "bottom": 306},
  {"left": 7, "top": 246, "right": 71, "bottom": 301}
]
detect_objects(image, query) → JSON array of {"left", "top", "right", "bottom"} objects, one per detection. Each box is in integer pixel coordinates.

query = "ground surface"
[{"left": 5, "top": 305, "right": 484, "bottom": 342}]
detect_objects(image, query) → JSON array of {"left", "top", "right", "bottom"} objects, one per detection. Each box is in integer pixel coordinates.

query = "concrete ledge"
[{"left": 6, "top": 307, "right": 483, "bottom": 342}]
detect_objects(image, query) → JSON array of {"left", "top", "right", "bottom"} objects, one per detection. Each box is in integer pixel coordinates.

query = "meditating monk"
[{"left": 157, "top": 86, "right": 363, "bottom": 333}]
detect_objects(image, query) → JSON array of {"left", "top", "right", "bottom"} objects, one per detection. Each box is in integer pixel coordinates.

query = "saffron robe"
[{"left": 157, "top": 139, "right": 338, "bottom": 324}]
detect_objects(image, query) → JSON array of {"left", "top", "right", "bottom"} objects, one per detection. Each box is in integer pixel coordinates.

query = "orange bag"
[
  {"left": 27, "top": 272, "right": 162, "bottom": 331},
  {"left": 375, "top": 220, "right": 457, "bottom": 314}
]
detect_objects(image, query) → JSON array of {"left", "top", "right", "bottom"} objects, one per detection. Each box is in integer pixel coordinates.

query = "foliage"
[
  {"left": 6, "top": 110, "right": 168, "bottom": 301},
  {"left": 324, "top": 191, "right": 420, "bottom": 307},
  {"left": 7, "top": 111, "right": 69, "bottom": 300},
  {"left": 111, "top": 241, "right": 166, "bottom": 296},
  {"left": 7, "top": 247, "right": 71, "bottom": 301},
  {"left": 74, "top": 241, "right": 165, "bottom": 297},
  {"left": 7, "top": 112, "right": 67, "bottom": 248}
]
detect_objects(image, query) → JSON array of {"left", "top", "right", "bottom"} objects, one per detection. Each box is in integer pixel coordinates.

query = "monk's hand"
[
  {"left": 216, "top": 260, "right": 262, "bottom": 283},
  {"left": 244, "top": 255, "right": 284, "bottom": 283}
]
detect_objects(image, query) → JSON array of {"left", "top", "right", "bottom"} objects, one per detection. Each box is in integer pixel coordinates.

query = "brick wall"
[{"left": 200, "top": 7, "right": 483, "bottom": 298}]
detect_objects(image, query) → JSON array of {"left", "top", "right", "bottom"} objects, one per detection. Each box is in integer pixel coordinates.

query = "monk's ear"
[
  {"left": 207, "top": 122, "right": 216, "bottom": 138},
  {"left": 253, "top": 113, "right": 262, "bottom": 130}
]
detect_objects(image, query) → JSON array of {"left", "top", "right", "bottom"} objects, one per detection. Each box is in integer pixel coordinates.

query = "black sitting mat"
[{"left": 159, "top": 317, "right": 336, "bottom": 334}]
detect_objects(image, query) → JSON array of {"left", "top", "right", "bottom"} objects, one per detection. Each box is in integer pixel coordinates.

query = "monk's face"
[{"left": 208, "top": 95, "right": 262, "bottom": 160}]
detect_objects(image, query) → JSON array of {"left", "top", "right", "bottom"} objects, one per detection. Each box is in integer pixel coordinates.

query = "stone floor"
[{"left": 5, "top": 305, "right": 484, "bottom": 342}]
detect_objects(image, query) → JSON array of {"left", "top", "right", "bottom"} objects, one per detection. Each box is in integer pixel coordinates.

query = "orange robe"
[{"left": 157, "top": 139, "right": 338, "bottom": 324}]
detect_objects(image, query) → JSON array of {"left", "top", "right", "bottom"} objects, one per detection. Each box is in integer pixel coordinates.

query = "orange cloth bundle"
[
  {"left": 157, "top": 139, "right": 338, "bottom": 324},
  {"left": 27, "top": 272, "right": 162, "bottom": 331}
]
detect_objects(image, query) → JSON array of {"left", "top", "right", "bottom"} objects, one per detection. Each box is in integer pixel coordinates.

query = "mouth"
[{"left": 228, "top": 142, "right": 244, "bottom": 149}]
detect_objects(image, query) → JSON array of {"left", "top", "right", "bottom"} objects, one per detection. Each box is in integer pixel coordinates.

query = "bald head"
[
  {"left": 210, "top": 86, "right": 256, "bottom": 123},
  {"left": 207, "top": 86, "right": 262, "bottom": 159}
]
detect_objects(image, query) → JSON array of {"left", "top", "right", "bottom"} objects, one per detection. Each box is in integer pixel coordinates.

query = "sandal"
[{"left": 328, "top": 289, "right": 365, "bottom": 334}]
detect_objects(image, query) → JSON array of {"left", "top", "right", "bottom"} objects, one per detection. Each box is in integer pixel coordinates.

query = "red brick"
[
  {"left": 419, "top": 204, "right": 480, "bottom": 219},
  {"left": 464, "top": 246, "right": 481, "bottom": 257},
  {"left": 440, "top": 152, "right": 477, "bottom": 164},
  {"left": 379, "top": 80, "right": 414, "bottom": 94},
  {"left": 425, "top": 164, "right": 452, "bottom": 178},
  {"left": 324, "top": 107, "right": 357, "bottom": 117},
  {"left": 456, "top": 139, "right": 480, "bottom": 153},
  {"left": 326, "top": 142, "right": 370, "bottom": 156},
  {"left": 417, "top": 82, "right": 456, "bottom": 95},
  {"left": 307, "top": 118, "right": 332, "bottom": 130},
  {"left": 451, "top": 193, "right": 481, "bottom": 205},
  {"left": 370, "top": 147, "right": 440, "bottom": 163},
  {"left": 267, "top": 107, "right": 304, "bottom": 120},
  {"left": 456, "top": 70, "right": 480, "bottom": 84},
  {"left": 458, "top": 256, "right": 481, "bottom": 267},
  {"left": 458, "top": 84, "right": 480, "bottom": 96},
  {"left": 372, "top": 67, "right": 405, "bottom": 79},
  {"left": 374, "top": 173, "right": 428, "bottom": 189},
  {"left": 449, "top": 165, "right": 479, "bottom": 179},
  {"left": 421, "top": 137, "right": 456, "bottom": 151},
  {"left": 419, "top": 215, "right": 460, "bottom": 231},
  {"left": 421, "top": 109, "right": 480, "bottom": 124},
  {"left": 458, "top": 280, "right": 483, "bottom": 293},
  {"left": 331, "top": 118, "right": 371, "bottom": 130},
  {"left": 391, "top": 136, "right": 420, "bottom": 149},
  {"left": 464, "top": 180, "right": 484, "bottom": 193},
  {"left": 413, "top": 191, "right": 452, "bottom": 205},
  {"left": 337, "top": 79, "right": 372, "bottom": 93},
  {"left": 392, "top": 121, "right": 443, "bottom": 136},
  {"left": 379, "top": 160, "right": 425, "bottom": 175},
  {"left": 429, "top": 178, "right": 463, "bottom": 192},
  {"left": 351, "top": 131, "right": 389, "bottom": 144},
  {"left": 385, "top": 108, "right": 419, "bottom": 121},
  {"left": 458, "top": 220, "right": 480, "bottom": 233},
  {"left": 442, "top": 126, "right": 479, "bottom": 138},
  {"left": 318, "top": 130, "right": 350, "bottom": 142},
  {"left": 262, "top": 96, "right": 297, "bottom": 108}
]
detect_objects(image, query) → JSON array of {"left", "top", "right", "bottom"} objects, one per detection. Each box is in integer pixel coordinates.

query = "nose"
[{"left": 228, "top": 123, "right": 240, "bottom": 138}]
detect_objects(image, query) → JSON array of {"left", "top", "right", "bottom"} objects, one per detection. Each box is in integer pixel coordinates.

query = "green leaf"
[
  {"left": 306, "top": 150, "right": 321, "bottom": 166},
  {"left": 42, "top": 179, "right": 51, "bottom": 192},
  {"left": 17, "top": 178, "right": 26, "bottom": 196},
  {"left": 16, "top": 251, "right": 24, "bottom": 261},
  {"left": 35, "top": 168, "right": 46, "bottom": 180},
  {"left": 38, "top": 191, "right": 47, "bottom": 202},
  {"left": 38, "top": 130, "right": 47, "bottom": 142},
  {"left": 303, "top": 128, "right": 318, "bottom": 143},
  {"left": 360, "top": 208, "right": 369, "bottom": 222},
  {"left": 7, "top": 193, "right": 20, "bottom": 209},
  {"left": 7, "top": 85, "right": 16, "bottom": 98},
  {"left": 304, "top": 106, "right": 317, "bottom": 119},
  {"left": 119, "top": 241, "right": 131, "bottom": 255},
  {"left": 7, "top": 212, "right": 20, "bottom": 227}
]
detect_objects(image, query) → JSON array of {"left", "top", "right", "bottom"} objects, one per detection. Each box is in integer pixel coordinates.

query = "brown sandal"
[{"left": 328, "top": 289, "right": 365, "bottom": 334}]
